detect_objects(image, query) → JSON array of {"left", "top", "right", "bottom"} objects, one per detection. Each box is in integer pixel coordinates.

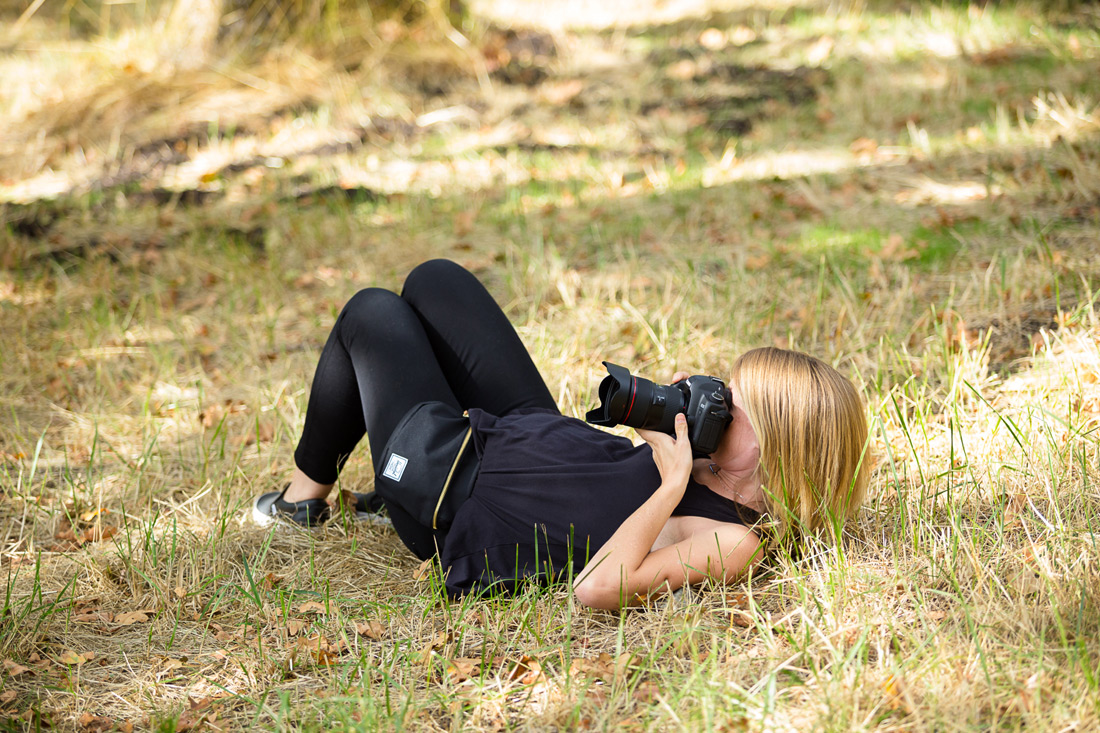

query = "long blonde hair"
[{"left": 731, "top": 347, "right": 870, "bottom": 541}]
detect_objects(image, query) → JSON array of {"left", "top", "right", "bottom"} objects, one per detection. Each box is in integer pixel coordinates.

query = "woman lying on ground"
[{"left": 251, "top": 259, "right": 871, "bottom": 610}]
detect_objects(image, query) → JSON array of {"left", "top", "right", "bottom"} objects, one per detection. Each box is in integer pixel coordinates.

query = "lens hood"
[{"left": 584, "top": 361, "right": 633, "bottom": 426}]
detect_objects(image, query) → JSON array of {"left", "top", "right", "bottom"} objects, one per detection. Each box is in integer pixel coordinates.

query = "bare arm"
[{"left": 573, "top": 414, "right": 762, "bottom": 610}]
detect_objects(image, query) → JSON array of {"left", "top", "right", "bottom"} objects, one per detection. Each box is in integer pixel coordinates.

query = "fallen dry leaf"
[
  {"left": 58, "top": 650, "right": 94, "bottom": 666},
  {"left": 295, "top": 634, "right": 343, "bottom": 666},
  {"left": 506, "top": 655, "right": 545, "bottom": 685},
  {"left": 314, "top": 648, "right": 338, "bottom": 666},
  {"left": 0, "top": 690, "right": 16, "bottom": 704},
  {"left": 78, "top": 712, "right": 115, "bottom": 733},
  {"left": 413, "top": 557, "right": 436, "bottom": 581},
  {"left": 84, "top": 525, "right": 118, "bottom": 542},
  {"left": 188, "top": 694, "right": 229, "bottom": 711},
  {"left": 727, "top": 592, "right": 750, "bottom": 607},
  {"left": 73, "top": 611, "right": 111, "bottom": 624},
  {"left": 54, "top": 521, "right": 118, "bottom": 546},
  {"left": 429, "top": 630, "right": 450, "bottom": 649},
  {"left": 54, "top": 523, "right": 82, "bottom": 544},
  {"left": 354, "top": 620, "right": 386, "bottom": 640},
  {"left": 729, "top": 609, "right": 754, "bottom": 628},
  {"left": 159, "top": 657, "right": 185, "bottom": 674},
  {"left": 3, "top": 659, "right": 31, "bottom": 677},
  {"left": 114, "top": 610, "right": 150, "bottom": 626},
  {"left": 607, "top": 653, "right": 634, "bottom": 680},
  {"left": 447, "top": 657, "right": 484, "bottom": 683},
  {"left": 569, "top": 653, "right": 615, "bottom": 680},
  {"left": 175, "top": 709, "right": 209, "bottom": 732},
  {"left": 416, "top": 630, "right": 452, "bottom": 665},
  {"left": 259, "top": 572, "right": 283, "bottom": 591},
  {"left": 297, "top": 601, "right": 328, "bottom": 614}
]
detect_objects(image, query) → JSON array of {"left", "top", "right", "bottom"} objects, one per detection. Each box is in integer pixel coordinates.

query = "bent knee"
[
  {"left": 403, "top": 259, "right": 469, "bottom": 297},
  {"left": 339, "top": 287, "right": 405, "bottom": 324}
]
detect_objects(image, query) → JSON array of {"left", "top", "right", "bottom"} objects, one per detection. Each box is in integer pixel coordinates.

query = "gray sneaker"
[
  {"left": 251, "top": 487, "right": 331, "bottom": 528},
  {"left": 251, "top": 488, "right": 389, "bottom": 528}
]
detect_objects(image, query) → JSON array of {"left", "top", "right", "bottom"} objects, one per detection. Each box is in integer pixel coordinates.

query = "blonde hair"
[{"left": 731, "top": 347, "right": 870, "bottom": 541}]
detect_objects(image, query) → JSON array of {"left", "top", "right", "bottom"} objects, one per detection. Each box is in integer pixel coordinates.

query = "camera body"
[{"left": 585, "top": 362, "right": 733, "bottom": 456}]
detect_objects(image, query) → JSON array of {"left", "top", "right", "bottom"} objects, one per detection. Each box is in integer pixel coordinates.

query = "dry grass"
[{"left": 2, "top": 0, "right": 1100, "bottom": 730}]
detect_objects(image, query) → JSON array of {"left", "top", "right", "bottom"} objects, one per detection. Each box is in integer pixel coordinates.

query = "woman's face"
[{"left": 713, "top": 383, "right": 761, "bottom": 475}]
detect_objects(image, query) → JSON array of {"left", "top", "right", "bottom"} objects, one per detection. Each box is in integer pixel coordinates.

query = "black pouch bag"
[{"left": 374, "top": 401, "right": 480, "bottom": 531}]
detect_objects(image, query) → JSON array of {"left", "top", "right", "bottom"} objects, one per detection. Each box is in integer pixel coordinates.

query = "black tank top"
[{"left": 674, "top": 477, "right": 763, "bottom": 526}]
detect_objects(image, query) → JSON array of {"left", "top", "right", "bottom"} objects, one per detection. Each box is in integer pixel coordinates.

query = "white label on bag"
[{"left": 382, "top": 454, "right": 408, "bottom": 482}]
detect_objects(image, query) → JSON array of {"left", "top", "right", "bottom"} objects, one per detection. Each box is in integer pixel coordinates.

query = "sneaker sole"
[
  {"left": 251, "top": 503, "right": 283, "bottom": 527},
  {"left": 250, "top": 503, "right": 325, "bottom": 529}
]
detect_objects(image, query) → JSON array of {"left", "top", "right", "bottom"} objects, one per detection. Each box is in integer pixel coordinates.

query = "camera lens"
[
  {"left": 586, "top": 362, "right": 685, "bottom": 433},
  {"left": 586, "top": 362, "right": 733, "bottom": 456},
  {"left": 627, "top": 379, "right": 685, "bottom": 434}
]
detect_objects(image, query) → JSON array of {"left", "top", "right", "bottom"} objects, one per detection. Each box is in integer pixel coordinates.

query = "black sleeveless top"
[
  {"left": 439, "top": 408, "right": 762, "bottom": 596},
  {"left": 674, "top": 477, "right": 763, "bottom": 526}
]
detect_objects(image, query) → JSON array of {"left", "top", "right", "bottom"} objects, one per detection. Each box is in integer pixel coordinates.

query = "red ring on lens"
[{"left": 624, "top": 377, "right": 638, "bottom": 422}]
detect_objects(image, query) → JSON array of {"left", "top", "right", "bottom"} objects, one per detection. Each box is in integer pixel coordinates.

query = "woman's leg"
[
  {"left": 401, "top": 259, "right": 559, "bottom": 415},
  {"left": 291, "top": 287, "right": 460, "bottom": 558},
  {"left": 293, "top": 287, "right": 462, "bottom": 481},
  {"left": 287, "top": 261, "right": 554, "bottom": 557},
  {"left": 294, "top": 261, "right": 552, "bottom": 487}
]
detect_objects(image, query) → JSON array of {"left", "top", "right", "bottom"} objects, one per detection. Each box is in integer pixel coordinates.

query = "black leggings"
[{"left": 294, "top": 259, "right": 558, "bottom": 558}]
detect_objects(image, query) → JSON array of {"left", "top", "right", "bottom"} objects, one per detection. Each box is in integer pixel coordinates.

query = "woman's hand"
[
  {"left": 636, "top": 413, "right": 693, "bottom": 492},
  {"left": 671, "top": 371, "right": 690, "bottom": 384}
]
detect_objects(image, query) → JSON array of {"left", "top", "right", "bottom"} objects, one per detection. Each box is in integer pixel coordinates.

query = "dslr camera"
[{"left": 585, "top": 362, "right": 733, "bottom": 456}]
